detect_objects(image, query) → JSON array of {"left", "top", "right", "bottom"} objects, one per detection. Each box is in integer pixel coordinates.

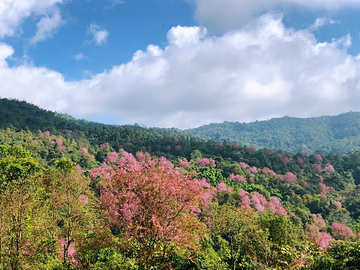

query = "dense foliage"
[{"left": 2, "top": 98, "right": 360, "bottom": 269}]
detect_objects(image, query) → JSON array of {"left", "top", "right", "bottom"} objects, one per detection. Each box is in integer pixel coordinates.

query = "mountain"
[
  {"left": 185, "top": 113, "right": 360, "bottom": 154},
  {"left": 3, "top": 97, "right": 360, "bottom": 154}
]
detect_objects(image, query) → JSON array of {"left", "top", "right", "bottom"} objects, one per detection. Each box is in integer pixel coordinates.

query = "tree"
[
  {"left": 209, "top": 204, "right": 269, "bottom": 270},
  {"left": 98, "top": 152, "right": 210, "bottom": 269},
  {"left": 0, "top": 144, "right": 41, "bottom": 269}
]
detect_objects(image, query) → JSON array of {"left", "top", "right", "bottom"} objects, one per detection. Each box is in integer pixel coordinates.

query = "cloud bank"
[
  {"left": 1, "top": 13, "right": 360, "bottom": 129},
  {"left": 190, "top": 0, "right": 360, "bottom": 31}
]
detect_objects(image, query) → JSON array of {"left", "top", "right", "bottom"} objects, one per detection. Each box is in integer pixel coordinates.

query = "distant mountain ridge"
[
  {"left": 184, "top": 113, "right": 360, "bottom": 154},
  {"left": 2, "top": 98, "right": 360, "bottom": 153}
]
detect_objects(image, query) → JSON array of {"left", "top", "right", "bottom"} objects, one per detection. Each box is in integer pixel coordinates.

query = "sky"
[{"left": 2, "top": 1, "right": 360, "bottom": 129}]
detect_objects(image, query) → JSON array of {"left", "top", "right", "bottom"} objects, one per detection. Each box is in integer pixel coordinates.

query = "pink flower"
[
  {"left": 314, "top": 164, "right": 322, "bottom": 174},
  {"left": 159, "top": 157, "right": 174, "bottom": 169},
  {"left": 297, "top": 157, "right": 304, "bottom": 164},
  {"left": 166, "top": 145, "right": 171, "bottom": 151},
  {"left": 43, "top": 131, "right": 50, "bottom": 137},
  {"left": 248, "top": 166, "right": 258, "bottom": 174},
  {"left": 228, "top": 142, "right": 241, "bottom": 148},
  {"left": 80, "top": 148, "right": 88, "bottom": 155},
  {"left": 196, "top": 157, "right": 216, "bottom": 168},
  {"left": 238, "top": 189, "right": 248, "bottom": 198},
  {"left": 241, "top": 196, "right": 251, "bottom": 209},
  {"left": 178, "top": 158, "right": 190, "bottom": 168},
  {"left": 332, "top": 223, "right": 355, "bottom": 240},
  {"left": 136, "top": 152, "right": 146, "bottom": 161},
  {"left": 56, "top": 138, "right": 62, "bottom": 145},
  {"left": 57, "top": 145, "right": 66, "bottom": 152},
  {"left": 229, "top": 173, "right": 246, "bottom": 184},
  {"left": 246, "top": 147, "right": 257, "bottom": 153},
  {"left": 57, "top": 238, "right": 78, "bottom": 265},
  {"left": 262, "top": 168, "right": 276, "bottom": 177},
  {"left": 76, "top": 165, "right": 82, "bottom": 174},
  {"left": 216, "top": 182, "right": 231, "bottom": 192},
  {"left": 301, "top": 151, "right": 309, "bottom": 157},
  {"left": 175, "top": 145, "right": 181, "bottom": 151},
  {"left": 319, "top": 183, "right": 334, "bottom": 195},
  {"left": 33, "top": 140, "right": 39, "bottom": 145},
  {"left": 284, "top": 172, "right": 298, "bottom": 184},
  {"left": 239, "top": 162, "right": 249, "bottom": 169},
  {"left": 173, "top": 137, "right": 178, "bottom": 143},
  {"left": 251, "top": 193, "right": 267, "bottom": 213},
  {"left": 106, "top": 152, "right": 120, "bottom": 164},
  {"left": 282, "top": 157, "right": 290, "bottom": 164},
  {"left": 324, "top": 163, "right": 334, "bottom": 173},
  {"left": 316, "top": 232, "right": 334, "bottom": 251},
  {"left": 315, "top": 154, "right": 323, "bottom": 162}
]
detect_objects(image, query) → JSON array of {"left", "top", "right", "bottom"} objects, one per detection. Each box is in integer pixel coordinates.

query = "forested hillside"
[
  {"left": 2, "top": 98, "right": 360, "bottom": 269},
  {"left": 185, "top": 113, "right": 360, "bottom": 154}
]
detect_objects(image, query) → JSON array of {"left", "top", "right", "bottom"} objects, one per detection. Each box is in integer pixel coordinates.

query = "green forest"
[
  {"left": 184, "top": 113, "right": 360, "bottom": 154},
  {"left": 2, "top": 98, "right": 360, "bottom": 269}
]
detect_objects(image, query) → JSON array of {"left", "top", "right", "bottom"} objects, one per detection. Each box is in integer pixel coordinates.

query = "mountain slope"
[{"left": 185, "top": 113, "right": 360, "bottom": 154}]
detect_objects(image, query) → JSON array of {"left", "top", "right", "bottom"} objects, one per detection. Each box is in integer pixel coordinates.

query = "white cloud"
[
  {"left": 72, "top": 53, "right": 88, "bottom": 61},
  {"left": 0, "top": 0, "right": 63, "bottom": 38},
  {"left": 190, "top": 0, "right": 360, "bottom": 31},
  {"left": 307, "top": 18, "right": 340, "bottom": 32},
  {"left": 0, "top": 42, "right": 14, "bottom": 67},
  {"left": 30, "top": 10, "right": 64, "bottom": 44},
  {"left": 87, "top": 24, "right": 109, "bottom": 45},
  {"left": 2, "top": 13, "right": 360, "bottom": 129}
]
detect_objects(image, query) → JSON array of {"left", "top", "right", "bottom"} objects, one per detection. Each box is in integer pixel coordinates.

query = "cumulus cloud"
[
  {"left": 30, "top": 11, "right": 64, "bottom": 44},
  {"left": 72, "top": 53, "right": 88, "bottom": 61},
  {"left": 0, "top": 0, "right": 63, "bottom": 38},
  {"left": 87, "top": 24, "right": 109, "bottom": 45},
  {"left": 190, "top": 0, "right": 360, "bottom": 31},
  {"left": 1, "top": 13, "right": 360, "bottom": 129}
]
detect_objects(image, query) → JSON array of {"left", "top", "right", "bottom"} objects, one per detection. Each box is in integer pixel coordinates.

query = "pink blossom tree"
[
  {"left": 195, "top": 157, "right": 216, "bottom": 168},
  {"left": 248, "top": 166, "right": 258, "bottom": 174},
  {"left": 98, "top": 153, "right": 209, "bottom": 268},
  {"left": 332, "top": 223, "right": 355, "bottom": 240},
  {"left": 315, "top": 154, "right": 323, "bottom": 162},
  {"left": 57, "top": 145, "right": 66, "bottom": 152},
  {"left": 262, "top": 168, "right": 276, "bottom": 177},
  {"left": 324, "top": 163, "right": 335, "bottom": 173},
  {"left": 282, "top": 157, "right": 290, "bottom": 164},
  {"left": 229, "top": 173, "right": 246, "bottom": 184},
  {"left": 314, "top": 163, "right": 323, "bottom": 174},
  {"left": 283, "top": 172, "right": 298, "bottom": 185},
  {"left": 178, "top": 158, "right": 190, "bottom": 168},
  {"left": 239, "top": 162, "right": 249, "bottom": 169},
  {"left": 297, "top": 157, "right": 304, "bottom": 165}
]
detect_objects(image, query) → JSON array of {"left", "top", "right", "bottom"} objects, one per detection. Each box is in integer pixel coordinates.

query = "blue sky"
[{"left": 2, "top": 0, "right": 360, "bottom": 129}]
